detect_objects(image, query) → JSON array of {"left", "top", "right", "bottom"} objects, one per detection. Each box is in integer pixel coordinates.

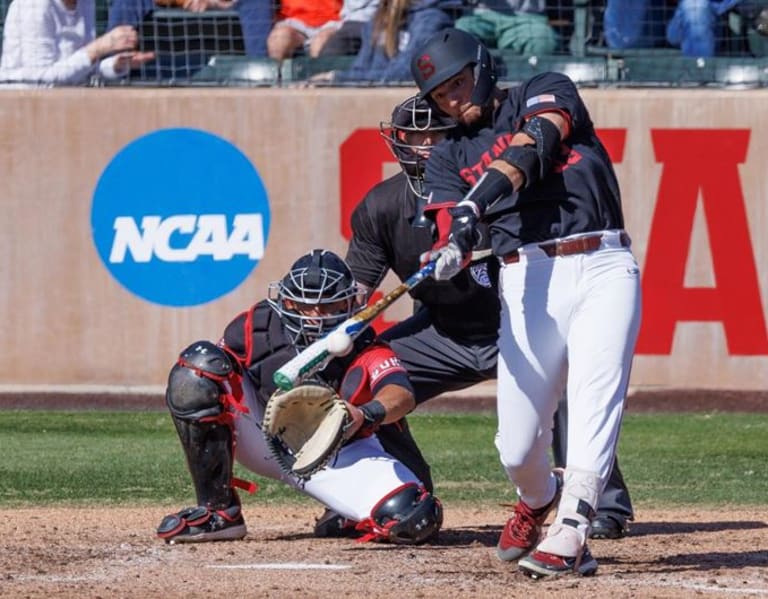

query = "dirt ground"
[
  {"left": 2, "top": 387, "right": 767, "bottom": 598},
  {"left": 1, "top": 505, "right": 767, "bottom": 598}
]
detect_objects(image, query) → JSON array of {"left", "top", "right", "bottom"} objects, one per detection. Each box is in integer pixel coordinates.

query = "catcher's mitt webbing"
[{"left": 262, "top": 383, "right": 349, "bottom": 479}]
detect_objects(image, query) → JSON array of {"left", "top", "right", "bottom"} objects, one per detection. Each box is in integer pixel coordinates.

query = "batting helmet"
[
  {"left": 380, "top": 95, "right": 456, "bottom": 198},
  {"left": 410, "top": 28, "right": 497, "bottom": 107},
  {"left": 268, "top": 250, "right": 363, "bottom": 348}
]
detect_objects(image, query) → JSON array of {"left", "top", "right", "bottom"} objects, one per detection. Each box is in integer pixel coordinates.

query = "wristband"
[{"left": 360, "top": 400, "right": 387, "bottom": 427}]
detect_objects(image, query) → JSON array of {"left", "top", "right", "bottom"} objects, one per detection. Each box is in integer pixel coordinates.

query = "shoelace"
[{"left": 507, "top": 506, "right": 537, "bottom": 541}]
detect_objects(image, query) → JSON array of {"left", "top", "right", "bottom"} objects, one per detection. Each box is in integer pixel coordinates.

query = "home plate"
[{"left": 208, "top": 563, "right": 351, "bottom": 571}]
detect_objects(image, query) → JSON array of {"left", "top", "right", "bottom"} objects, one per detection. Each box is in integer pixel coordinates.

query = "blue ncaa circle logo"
[{"left": 92, "top": 128, "right": 270, "bottom": 307}]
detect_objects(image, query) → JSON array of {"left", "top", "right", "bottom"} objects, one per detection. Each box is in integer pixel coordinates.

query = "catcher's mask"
[
  {"left": 380, "top": 95, "right": 456, "bottom": 199},
  {"left": 410, "top": 28, "right": 497, "bottom": 108},
  {"left": 268, "top": 249, "right": 363, "bottom": 348}
]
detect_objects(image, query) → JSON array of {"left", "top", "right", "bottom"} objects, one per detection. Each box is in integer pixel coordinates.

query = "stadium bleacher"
[{"left": 1, "top": 1, "right": 768, "bottom": 88}]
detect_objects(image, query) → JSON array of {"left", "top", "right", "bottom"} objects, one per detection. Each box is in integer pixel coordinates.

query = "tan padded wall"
[{"left": 0, "top": 87, "right": 766, "bottom": 389}]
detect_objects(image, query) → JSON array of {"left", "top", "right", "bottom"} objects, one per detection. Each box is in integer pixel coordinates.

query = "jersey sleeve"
[
  {"left": 510, "top": 72, "right": 590, "bottom": 136},
  {"left": 346, "top": 197, "right": 390, "bottom": 290},
  {"left": 341, "top": 343, "right": 413, "bottom": 406},
  {"left": 423, "top": 142, "right": 471, "bottom": 204}
]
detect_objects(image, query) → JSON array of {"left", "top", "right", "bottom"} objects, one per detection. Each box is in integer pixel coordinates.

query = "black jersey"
[
  {"left": 425, "top": 72, "right": 624, "bottom": 256},
  {"left": 346, "top": 171, "right": 500, "bottom": 341}
]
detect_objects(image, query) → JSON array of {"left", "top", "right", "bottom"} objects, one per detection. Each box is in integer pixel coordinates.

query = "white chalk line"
[
  {"left": 606, "top": 576, "right": 768, "bottom": 596},
  {"left": 208, "top": 562, "right": 351, "bottom": 571}
]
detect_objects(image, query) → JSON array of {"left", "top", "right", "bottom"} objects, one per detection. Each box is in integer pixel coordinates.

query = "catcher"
[{"left": 156, "top": 249, "right": 442, "bottom": 545}]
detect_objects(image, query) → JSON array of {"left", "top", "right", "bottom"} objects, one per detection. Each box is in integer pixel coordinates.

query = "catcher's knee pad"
[
  {"left": 369, "top": 483, "right": 443, "bottom": 545},
  {"left": 166, "top": 340, "right": 235, "bottom": 421}
]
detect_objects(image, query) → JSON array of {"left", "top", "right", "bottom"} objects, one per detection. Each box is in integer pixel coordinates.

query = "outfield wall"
[{"left": 1, "top": 87, "right": 767, "bottom": 390}]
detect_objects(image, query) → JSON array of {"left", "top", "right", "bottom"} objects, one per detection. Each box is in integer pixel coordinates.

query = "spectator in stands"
[
  {"left": 266, "top": 0, "right": 343, "bottom": 62},
  {"left": 309, "top": 0, "right": 458, "bottom": 85},
  {"left": 604, "top": 0, "right": 764, "bottom": 57},
  {"left": 318, "top": 0, "right": 381, "bottom": 56},
  {"left": 0, "top": 0, "right": 155, "bottom": 87},
  {"left": 108, "top": 0, "right": 273, "bottom": 57},
  {"left": 455, "top": 0, "right": 557, "bottom": 56}
]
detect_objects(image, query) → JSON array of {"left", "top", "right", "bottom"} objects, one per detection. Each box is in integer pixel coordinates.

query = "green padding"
[
  {"left": 192, "top": 56, "right": 279, "bottom": 85},
  {"left": 619, "top": 56, "right": 768, "bottom": 87},
  {"left": 281, "top": 56, "right": 356, "bottom": 82},
  {"left": 493, "top": 53, "right": 609, "bottom": 85}
]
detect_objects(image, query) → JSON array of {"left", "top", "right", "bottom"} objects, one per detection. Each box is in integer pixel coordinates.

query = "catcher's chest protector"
[{"left": 241, "top": 303, "right": 301, "bottom": 403}]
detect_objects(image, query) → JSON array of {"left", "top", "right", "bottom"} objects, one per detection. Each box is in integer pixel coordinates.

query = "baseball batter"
[
  {"left": 345, "top": 94, "right": 635, "bottom": 541},
  {"left": 157, "top": 249, "right": 442, "bottom": 545},
  {"left": 413, "top": 29, "right": 642, "bottom": 578}
]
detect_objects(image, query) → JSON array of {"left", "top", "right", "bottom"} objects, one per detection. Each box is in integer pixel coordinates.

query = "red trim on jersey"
[
  {"left": 526, "top": 108, "right": 572, "bottom": 140},
  {"left": 347, "top": 343, "right": 408, "bottom": 402}
]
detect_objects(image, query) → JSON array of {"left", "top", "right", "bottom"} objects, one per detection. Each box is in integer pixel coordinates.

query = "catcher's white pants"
[
  {"left": 233, "top": 375, "right": 421, "bottom": 521},
  {"left": 494, "top": 231, "right": 641, "bottom": 509}
]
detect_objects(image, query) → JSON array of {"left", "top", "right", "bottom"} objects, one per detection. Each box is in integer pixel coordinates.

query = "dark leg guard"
[
  {"left": 357, "top": 483, "right": 443, "bottom": 545},
  {"left": 157, "top": 341, "right": 247, "bottom": 543}
]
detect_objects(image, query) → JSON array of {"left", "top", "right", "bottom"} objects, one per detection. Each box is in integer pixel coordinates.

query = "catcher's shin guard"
[
  {"left": 166, "top": 341, "right": 240, "bottom": 509},
  {"left": 358, "top": 483, "right": 443, "bottom": 544}
]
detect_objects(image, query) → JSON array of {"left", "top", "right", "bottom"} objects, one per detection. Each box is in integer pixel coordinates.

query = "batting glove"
[{"left": 420, "top": 201, "right": 480, "bottom": 281}]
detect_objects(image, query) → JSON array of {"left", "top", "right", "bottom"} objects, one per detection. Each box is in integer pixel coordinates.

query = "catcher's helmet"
[
  {"left": 269, "top": 249, "right": 363, "bottom": 348},
  {"left": 380, "top": 95, "right": 456, "bottom": 198},
  {"left": 410, "top": 28, "right": 496, "bottom": 107}
]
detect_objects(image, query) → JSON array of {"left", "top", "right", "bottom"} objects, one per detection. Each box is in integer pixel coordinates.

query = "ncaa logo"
[{"left": 91, "top": 128, "right": 270, "bottom": 307}]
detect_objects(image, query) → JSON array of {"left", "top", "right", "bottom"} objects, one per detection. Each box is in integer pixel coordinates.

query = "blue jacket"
[{"left": 334, "top": 0, "right": 459, "bottom": 83}]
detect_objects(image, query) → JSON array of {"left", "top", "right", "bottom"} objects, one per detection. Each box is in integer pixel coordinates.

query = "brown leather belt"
[{"left": 502, "top": 232, "right": 630, "bottom": 264}]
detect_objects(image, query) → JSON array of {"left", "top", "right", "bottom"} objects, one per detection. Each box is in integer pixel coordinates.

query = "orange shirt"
[{"left": 278, "top": 0, "right": 343, "bottom": 28}]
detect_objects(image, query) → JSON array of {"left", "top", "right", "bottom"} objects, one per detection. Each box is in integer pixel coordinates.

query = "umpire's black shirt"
[{"left": 346, "top": 171, "right": 499, "bottom": 341}]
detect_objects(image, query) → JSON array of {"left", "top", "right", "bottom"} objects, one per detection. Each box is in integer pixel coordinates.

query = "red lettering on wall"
[
  {"left": 340, "top": 129, "right": 394, "bottom": 241},
  {"left": 595, "top": 128, "right": 627, "bottom": 163},
  {"left": 340, "top": 127, "right": 767, "bottom": 352},
  {"left": 636, "top": 129, "right": 768, "bottom": 355}
]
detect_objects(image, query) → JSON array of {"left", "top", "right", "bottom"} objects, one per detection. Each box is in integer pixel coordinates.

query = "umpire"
[{"left": 344, "top": 94, "right": 634, "bottom": 540}]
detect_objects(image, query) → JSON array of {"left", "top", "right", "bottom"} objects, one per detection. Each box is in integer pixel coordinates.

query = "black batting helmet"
[
  {"left": 380, "top": 95, "right": 456, "bottom": 198},
  {"left": 268, "top": 249, "right": 363, "bottom": 348},
  {"left": 410, "top": 28, "right": 496, "bottom": 107}
]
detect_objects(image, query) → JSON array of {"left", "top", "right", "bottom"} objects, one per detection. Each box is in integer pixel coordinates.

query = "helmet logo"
[{"left": 415, "top": 55, "right": 436, "bottom": 80}]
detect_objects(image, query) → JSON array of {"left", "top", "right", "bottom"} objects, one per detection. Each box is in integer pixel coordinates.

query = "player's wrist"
[{"left": 359, "top": 400, "right": 386, "bottom": 427}]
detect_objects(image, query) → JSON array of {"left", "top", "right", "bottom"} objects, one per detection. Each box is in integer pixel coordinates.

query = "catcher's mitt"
[{"left": 262, "top": 383, "right": 350, "bottom": 479}]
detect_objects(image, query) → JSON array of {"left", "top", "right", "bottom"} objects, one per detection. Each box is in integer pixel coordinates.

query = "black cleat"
[{"left": 589, "top": 514, "right": 628, "bottom": 540}]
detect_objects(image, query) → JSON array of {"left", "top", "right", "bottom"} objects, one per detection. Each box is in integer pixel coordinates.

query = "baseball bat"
[{"left": 273, "top": 260, "right": 437, "bottom": 391}]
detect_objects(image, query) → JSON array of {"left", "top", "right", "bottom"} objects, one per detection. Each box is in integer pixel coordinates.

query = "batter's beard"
[
  {"left": 458, "top": 102, "right": 495, "bottom": 129},
  {"left": 458, "top": 105, "right": 483, "bottom": 127}
]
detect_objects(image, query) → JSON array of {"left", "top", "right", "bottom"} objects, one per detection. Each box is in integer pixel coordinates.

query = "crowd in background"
[{"left": 0, "top": 0, "right": 767, "bottom": 87}]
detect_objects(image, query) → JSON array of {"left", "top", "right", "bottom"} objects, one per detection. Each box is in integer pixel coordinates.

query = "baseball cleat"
[
  {"left": 496, "top": 470, "right": 563, "bottom": 561},
  {"left": 157, "top": 504, "right": 247, "bottom": 544},
  {"left": 589, "top": 514, "right": 629, "bottom": 539},
  {"left": 313, "top": 508, "right": 360, "bottom": 539},
  {"left": 518, "top": 545, "right": 598, "bottom": 579}
]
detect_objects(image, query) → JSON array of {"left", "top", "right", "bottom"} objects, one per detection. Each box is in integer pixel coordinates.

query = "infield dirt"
[{"left": 2, "top": 505, "right": 767, "bottom": 598}]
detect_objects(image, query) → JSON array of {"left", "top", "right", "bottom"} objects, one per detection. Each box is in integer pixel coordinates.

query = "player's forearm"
[{"left": 369, "top": 384, "right": 416, "bottom": 424}]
